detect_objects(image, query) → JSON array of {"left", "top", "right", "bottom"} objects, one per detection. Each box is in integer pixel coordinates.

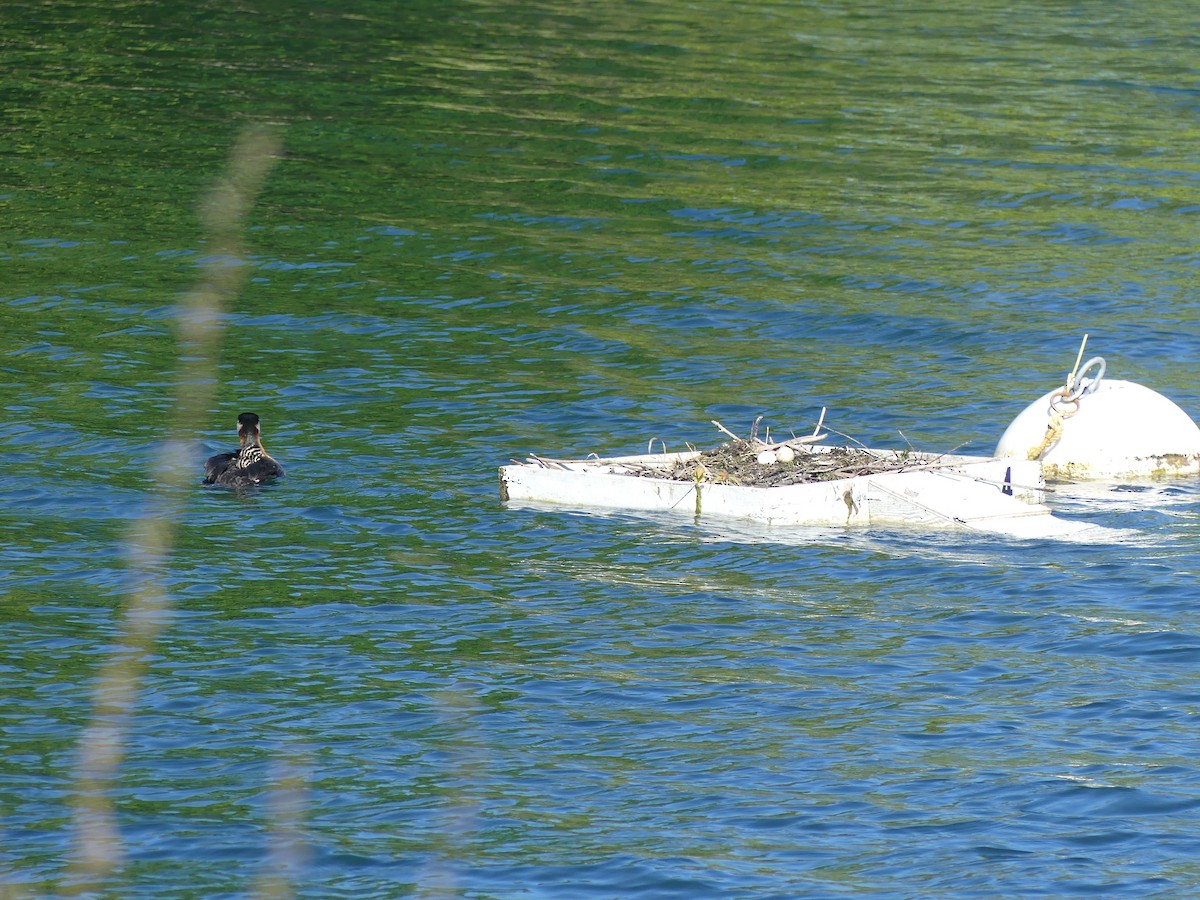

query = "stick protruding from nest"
[{"left": 711, "top": 407, "right": 829, "bottom": 454}]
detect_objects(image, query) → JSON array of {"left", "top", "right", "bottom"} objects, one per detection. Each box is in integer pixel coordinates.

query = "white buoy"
[{"left": 995, "top": 363, "right": 1200, "bottom": 480}]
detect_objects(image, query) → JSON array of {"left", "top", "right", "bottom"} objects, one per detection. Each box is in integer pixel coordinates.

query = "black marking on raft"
[{"left": 1002, "top": 466, "right": 1013, "bottom": 496}]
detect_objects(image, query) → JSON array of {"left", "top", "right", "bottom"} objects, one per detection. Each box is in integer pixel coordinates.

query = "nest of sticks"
[
  {"left": 648, "top": 443, "right": 913, "bottom": 487},
  {"left": 520, "top": 413, "right": 963, "bottom": 487},
  {"left": 630, "top": 413, "right": 927, "bottom": 487}
]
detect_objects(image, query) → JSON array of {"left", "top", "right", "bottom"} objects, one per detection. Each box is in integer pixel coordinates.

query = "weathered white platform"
[{"left": 500, "top": 447, "right": 1125, "bottom": 541}]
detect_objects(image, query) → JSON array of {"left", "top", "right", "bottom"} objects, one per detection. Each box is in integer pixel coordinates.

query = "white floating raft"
[{"left": 500, "top": 446, "right": 1125, "bottom": 542}]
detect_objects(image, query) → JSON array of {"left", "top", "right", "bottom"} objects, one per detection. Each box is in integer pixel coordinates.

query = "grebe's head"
[{"left": 237, "top": 412, "right": 263, "bottom": 447}]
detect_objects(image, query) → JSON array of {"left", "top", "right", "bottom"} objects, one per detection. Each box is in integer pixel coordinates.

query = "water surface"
[{"left": 4, "top": 1, "right": 1200, "bottom": 896}]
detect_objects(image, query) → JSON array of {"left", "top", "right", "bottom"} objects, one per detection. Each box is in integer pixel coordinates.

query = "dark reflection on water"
[{"left": 5, "top": 0, "right": 1200, "bottom": 895}]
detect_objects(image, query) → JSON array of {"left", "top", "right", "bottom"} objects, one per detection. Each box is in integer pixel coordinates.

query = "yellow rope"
[
  {"left": 1029, "top": 334, "right": 1090, "bottom": 461},
  {"left": 1027, "top": 407, "right": 1064, "bottom": 460}
]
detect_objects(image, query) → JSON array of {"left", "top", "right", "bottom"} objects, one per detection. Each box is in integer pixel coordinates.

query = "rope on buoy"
[
  {"left": 1027, "top": 404, "right": 1066, "bottom": 460},
  {"left": 1027, "top": 335, "right": 1107, "bottom": 461}
]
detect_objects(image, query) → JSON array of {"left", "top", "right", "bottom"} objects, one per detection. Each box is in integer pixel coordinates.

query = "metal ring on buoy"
[
  {"left": 1032, "top": 355, "right": 1108, "bottom": 459},
  {"left": 1048, "top": 389, "right": 1080, "bottom": 417},
  {"left": 1064, "top": 357, "right": 1106, "bottom": 402}
]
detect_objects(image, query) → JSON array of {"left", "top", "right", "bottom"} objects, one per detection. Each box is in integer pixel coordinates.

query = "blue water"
[{"left": 6, "top": 1, "right": 1200, "bottom": 896}]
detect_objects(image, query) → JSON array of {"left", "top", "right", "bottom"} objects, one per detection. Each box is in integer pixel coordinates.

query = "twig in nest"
[
  {"left": 711, "top": 413, "right": 829, "bottom": 452},
  {"left": 526, "top": 454, "right": 573, "bottom": 469},
  {"left": 817, "top": 425, "right": 887, "bottom": 457},
  {"left": 761, "top": 433, "right": 827, "bottom": 452},
  {"left": 710, "top": 420, "right": 745, "bottom": 444}
]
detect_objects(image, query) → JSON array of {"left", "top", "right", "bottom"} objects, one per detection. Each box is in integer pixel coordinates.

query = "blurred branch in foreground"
[{"left": 65, "top": 124, "right": 283, "bottom": 895}]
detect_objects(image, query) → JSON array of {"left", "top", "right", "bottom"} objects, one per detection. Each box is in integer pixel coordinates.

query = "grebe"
[{"left": 203, "top": 412, "right": 285, "bottom": 487}]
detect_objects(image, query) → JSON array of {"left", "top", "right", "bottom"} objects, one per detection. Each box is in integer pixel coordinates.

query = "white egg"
[
  {"left": 756, "top": 450, "right": 777, "bottom": 465},
  {"left": 775, "top": 445, "right": 795, "bottom": 462}
]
